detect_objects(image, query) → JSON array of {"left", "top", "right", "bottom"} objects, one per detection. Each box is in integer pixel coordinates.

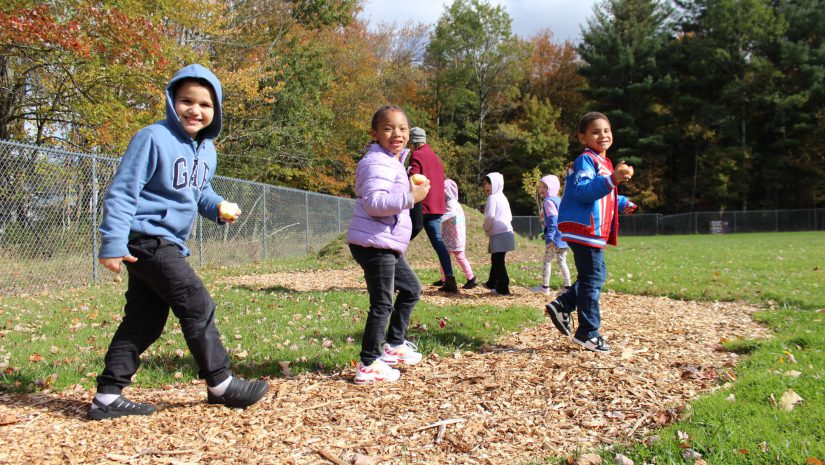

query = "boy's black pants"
[{"left": 96, "top": 236, "right": 231, "bottom": 394}]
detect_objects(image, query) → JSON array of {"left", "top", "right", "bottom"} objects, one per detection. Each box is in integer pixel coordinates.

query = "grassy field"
[{"left": 0, "top": 225, "right": 823, "bottom": 464}]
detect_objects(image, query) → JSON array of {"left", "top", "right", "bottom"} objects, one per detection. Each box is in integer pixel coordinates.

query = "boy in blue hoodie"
[{"left": 89, "top": 64, "right": 268, "bottom": 420}]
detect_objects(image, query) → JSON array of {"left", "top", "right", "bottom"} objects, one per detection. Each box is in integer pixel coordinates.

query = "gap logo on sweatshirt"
[{"left": 172, "top": 157, "right": 211, "bottom": 191}]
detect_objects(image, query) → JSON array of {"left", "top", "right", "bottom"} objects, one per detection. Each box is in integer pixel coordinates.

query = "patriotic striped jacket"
[{"left": 558, "top": 148, "right": 633, "bottom": 248}]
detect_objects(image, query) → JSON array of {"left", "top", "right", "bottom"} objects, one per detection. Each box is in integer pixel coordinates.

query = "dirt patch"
[
  {"left": 0, "top": 289, "right": 768, "bottom": 464},
  {"left": 220, "top": 268, "right": 552, "bottom": 308}
]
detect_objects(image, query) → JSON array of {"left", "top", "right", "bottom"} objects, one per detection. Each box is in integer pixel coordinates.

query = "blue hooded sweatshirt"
[{"left": 99, "top": 64, "right": 225, "bottom": 258}]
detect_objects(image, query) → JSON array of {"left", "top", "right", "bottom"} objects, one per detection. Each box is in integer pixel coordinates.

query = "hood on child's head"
[
  {"left": 444, "top": 179, "right": 459, "bottom": 201},
  {"left": 165, "top": 64, "right": 223, "bottom": 141},
  {"left": 540, "top": 175, "right": 560, "bottom": 196},
  {"left": 486, "top": 172, "right": 504, "bottom": 195}
]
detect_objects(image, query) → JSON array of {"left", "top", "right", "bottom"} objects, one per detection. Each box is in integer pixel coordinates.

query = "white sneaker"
[
  {"left": 381, "top": 340, "right": 423, "bottom": 365},
  {"left": 354, "top": 359, "right": 401, "bottom": 384},
  {"left": 530, "top": 285, "right": 551, "bottom": 296},
  {"left": 572, "top": 335, "right": 611, "bottom": 353}
]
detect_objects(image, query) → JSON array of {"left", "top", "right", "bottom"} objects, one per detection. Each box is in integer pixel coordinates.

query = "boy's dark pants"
[
  {"left": 556, "top": 242, "right": 606, "bottom": 341},
  {"left": 486, "top": 252, "right": 509, "bottom": 294},
  {"left": 96, "top": 237, "right": 231, "bottom": 394},
  {"left": 349, "top": 244, "right": 421, "bottom": 365}
]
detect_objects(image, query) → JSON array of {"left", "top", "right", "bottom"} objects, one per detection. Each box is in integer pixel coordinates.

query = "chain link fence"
[
  {"left": 0, "top": 139, "right": 353, "bottom": 295},
  {"left": 513, "top": 208, "right": 825, "bottom": 239}
]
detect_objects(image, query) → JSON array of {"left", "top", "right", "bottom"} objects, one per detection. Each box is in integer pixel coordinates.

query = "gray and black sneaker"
[
  {"left": 572, "top": 335, "right": 611, "bottom": 353},
  {"left": 545, "top": 301, "right": 571, "bottom": 336},
  {"left": 87, "top": 396, "right": 157, "bottom": 421},
  {"left": 207, "top": 377, "right": 269, "bottom": 408}
]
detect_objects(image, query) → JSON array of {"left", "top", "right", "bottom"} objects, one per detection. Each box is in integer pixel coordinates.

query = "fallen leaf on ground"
[
  {"left": 682, "top": 449, "right": 702, "bottom": 460},
  {"left": 278, "top": 361, "right": 292, "bottom": 377},
  {"left": 779, "top": 389, "right": 803, "bottom": 412},
  {"left": 613, "top": 453, "right": 634, "bottom": 465},
  {"left": 574, "top": 454, "right": 602, "bottom": 465},
  {"left": 351, "top": 453, "right": 374, "bottom": 465}
]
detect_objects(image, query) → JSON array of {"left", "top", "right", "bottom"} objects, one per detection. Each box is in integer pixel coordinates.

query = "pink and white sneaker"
[
  {"left": 381, "top": 340, "right": 423, "bottom": 366},
  {"left": 353, "top": 359, "right": 400, "bottom": 384}
]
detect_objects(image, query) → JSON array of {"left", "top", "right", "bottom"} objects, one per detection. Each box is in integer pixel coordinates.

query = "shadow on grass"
[{"left": 232, "top": 284, "right": 364, "bottom": 294}]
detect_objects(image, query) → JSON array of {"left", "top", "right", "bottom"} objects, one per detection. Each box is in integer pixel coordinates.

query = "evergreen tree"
[
  {"left": 756, "top": 0, "right": 825, "bottom": 208},
  {"left": 671, "top": 0, "right": 783, "bottom": 211}
]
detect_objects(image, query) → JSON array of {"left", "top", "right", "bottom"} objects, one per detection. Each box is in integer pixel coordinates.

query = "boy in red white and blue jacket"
[{"left": 545, "top": 112, "right": 636, "bottom": 353}]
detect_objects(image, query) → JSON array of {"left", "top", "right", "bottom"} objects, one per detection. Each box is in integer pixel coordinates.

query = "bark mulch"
[{"left": 0, "top": 269, "right": 770, "bottom": 465}]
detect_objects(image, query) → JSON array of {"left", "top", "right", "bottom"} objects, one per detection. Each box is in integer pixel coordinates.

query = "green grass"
[
  {"left": 603, "top": 232, "right": 825, "bottom": 310},
  {"left": 0, "top": 224, "right": 823, "bottom": 464}
]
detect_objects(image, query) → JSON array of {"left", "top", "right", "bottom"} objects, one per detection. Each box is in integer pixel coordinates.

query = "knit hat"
[{"left": 410, "top": 127, "right": 426, "bottom": 144}]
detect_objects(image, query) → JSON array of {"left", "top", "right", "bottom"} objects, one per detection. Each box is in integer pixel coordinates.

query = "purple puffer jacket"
[{"left": 346, "top": 143, "right": 415, "bottom": 254}]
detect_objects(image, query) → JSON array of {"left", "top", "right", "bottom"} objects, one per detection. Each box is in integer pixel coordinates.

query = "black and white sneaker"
[
  {"left": 545, "top": 301, "right": 571, "bottom": 336},
  {"left": 87, "top": 396, "right": 157, "bottom": 420},
  {"left": 572, "top": 335, "right": 611, "bottom": 353}
]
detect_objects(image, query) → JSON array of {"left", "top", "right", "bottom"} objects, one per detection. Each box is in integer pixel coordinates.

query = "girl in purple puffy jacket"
[{"left": 346, "top": 105, "right": 430, "bottom": 384}]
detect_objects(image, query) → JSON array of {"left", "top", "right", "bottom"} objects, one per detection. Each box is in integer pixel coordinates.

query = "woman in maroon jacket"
[{"left": 408, "top": 127, "right": 457, "bottom": 293}]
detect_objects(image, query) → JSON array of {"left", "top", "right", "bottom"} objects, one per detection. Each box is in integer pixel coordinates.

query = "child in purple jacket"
[
  {"left": 346, "top": 105, "right": 430, "bottom": 384},
  {"left": 531, "top": 175, "right": 571, "bottom": 296}
]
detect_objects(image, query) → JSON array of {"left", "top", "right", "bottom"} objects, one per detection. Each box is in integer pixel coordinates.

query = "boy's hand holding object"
[{"left": 218, "top": 201, "right": 241, "bottom": 223}]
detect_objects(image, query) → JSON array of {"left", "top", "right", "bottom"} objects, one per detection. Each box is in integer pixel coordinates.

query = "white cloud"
[{"left": 357, "top": 0, "right": 598, "bottom": 42}]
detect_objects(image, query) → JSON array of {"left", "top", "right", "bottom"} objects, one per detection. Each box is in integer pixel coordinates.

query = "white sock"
[
  {"left": 90, "top": 393, "right": 121, "bottom": 409},
  {"left": 208, "top": 376, "right": 233, "bottom": 396}
]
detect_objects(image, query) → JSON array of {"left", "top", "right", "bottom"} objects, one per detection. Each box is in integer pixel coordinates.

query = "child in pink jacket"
[{"left": 440, "top": 179, "right": 477, "bottom": 289}]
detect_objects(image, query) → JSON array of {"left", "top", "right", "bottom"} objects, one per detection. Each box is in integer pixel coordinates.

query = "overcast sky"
[{"left": 358, "top": 0, "right": 600, "bottom": 43}]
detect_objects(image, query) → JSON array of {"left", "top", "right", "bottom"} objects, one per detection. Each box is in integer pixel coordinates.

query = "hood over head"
[
  {"left": 444, "top": 178, "right": 458, "bottom": 201},
  {"left": 485, "top": 172, "right": 504, "bottom": 195},
  {"left": 540, "top": 175, "right": 560, "bottom": 196},
  {"left": 165, "top": 64, "right": 223, "bottom": 141}
]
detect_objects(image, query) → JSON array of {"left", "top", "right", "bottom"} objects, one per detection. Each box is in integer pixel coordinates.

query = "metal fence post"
[
  {"left": 262, "top": 185, "right": 268, "bottom": 260},
  {"left": 775, "top": 210, "right": 779, "bottom": 232},
  {"left": 91, "top": 154, "right": 98, "bottom": 283},
  {"left": 337, "top": 197, "right": 341, "bottom": 235},
  {"left": 305, "top": 191, "right": 310, "bottom": 254},
  {"left": 198, "top": 216, "right": 204, "bottom": 267}
]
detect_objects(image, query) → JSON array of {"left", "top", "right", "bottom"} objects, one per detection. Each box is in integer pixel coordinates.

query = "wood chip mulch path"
[{"left": 0, "top": 269, "right": 770, "bottom": 465}]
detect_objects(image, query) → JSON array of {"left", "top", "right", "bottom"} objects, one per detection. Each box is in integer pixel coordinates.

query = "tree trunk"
[
  {"left": 476, "top": 95, "right": 484, "bottom": 182},
  {"left": 0, "top": 55, "right": 18, "bottom": 140}
]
